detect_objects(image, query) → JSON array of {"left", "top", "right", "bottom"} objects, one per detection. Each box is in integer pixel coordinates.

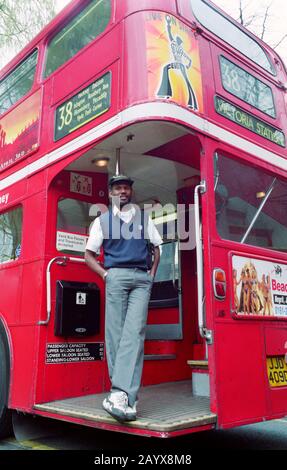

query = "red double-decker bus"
[{"left": 1, "top": 0, "right": 287, "bottom": 439}]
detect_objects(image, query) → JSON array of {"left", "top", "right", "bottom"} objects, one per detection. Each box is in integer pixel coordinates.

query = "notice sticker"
[
  {"left": 46, "top": 343, "right": 104, "bottom": 364},
  {"left": 56, "top": 231, "right": 88, "bottom": 253},
  {"left": 70, "top": 172, "right": 92, "bottom": 196},
  {"left": 76, "top": 292, "right": 87, "bottom": 305}
]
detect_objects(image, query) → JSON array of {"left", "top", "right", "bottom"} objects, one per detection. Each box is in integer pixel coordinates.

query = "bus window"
[
  {"left": 44, "top": 0, "right": 111, "bottom": 78},
  {"left": 0, "top": 206, "right": 23, "bottom": 263},
  {"left": 219, "top": 56, "right": 276, "bottom": 118},
  {"left": 0, "top": 50, "right": 38, "bottom": 116},
  {"left": 155, "top": 241, "right": 179, "bottom": 283},
  {"left": 147, "top": 209, "right": 181, "bottom": 309},
  {"left": 214, "top": 154, "right": 287, "bottom": 252},
  {"left": 149, "top": 240, "right": 179, "bottom": 308},
  {"left": 57, "top": 198, "right": 95, "bottom": 256},
  {"left": 190, "top": 0, "right": 275, "bottom": 75}
]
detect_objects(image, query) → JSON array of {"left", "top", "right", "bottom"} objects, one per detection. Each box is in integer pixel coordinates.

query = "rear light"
[{"left": 213, "top": 268, "right": 226, "bottom": 300}]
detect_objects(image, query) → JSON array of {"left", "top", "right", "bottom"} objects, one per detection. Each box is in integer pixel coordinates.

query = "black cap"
[{"left": 109, "top": 174, "right": 134, "bottom": 187}]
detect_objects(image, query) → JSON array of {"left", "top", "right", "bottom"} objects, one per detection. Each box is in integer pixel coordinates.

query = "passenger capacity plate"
[{"left": 266, "top": 356, "right": 287, "bottom": 387}]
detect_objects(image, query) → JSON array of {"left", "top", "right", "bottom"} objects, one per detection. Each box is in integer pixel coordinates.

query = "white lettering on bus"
[{"left": 0, "top": 193, "right": 9, "bottom": 205}]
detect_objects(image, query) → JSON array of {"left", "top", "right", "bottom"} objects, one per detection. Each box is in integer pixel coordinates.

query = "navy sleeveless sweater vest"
[{"left": 100, "top": 208, "right": 151, "bottom": 270}]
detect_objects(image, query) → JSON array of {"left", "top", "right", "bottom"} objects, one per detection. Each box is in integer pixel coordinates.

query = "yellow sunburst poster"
[
  {"left": 145, "top": 12, "right": 203, "bottom": 112},
  {"left": 0, "top": 89, "right": 41, "bottom": 171}
]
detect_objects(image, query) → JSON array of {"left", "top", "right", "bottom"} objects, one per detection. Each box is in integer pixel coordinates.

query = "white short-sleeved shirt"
[{"left": 86, "top": 205, "right": 163, "bottom": 253}]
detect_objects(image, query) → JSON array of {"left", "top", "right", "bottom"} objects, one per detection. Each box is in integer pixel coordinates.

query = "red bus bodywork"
[{"left": 1, "top": 0, "right": 287, "bottom": 437}]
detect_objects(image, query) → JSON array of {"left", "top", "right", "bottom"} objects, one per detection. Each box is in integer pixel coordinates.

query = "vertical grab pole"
[
  {"left": 115, "top": 148, "right": 121, "bottom": 175},
  {"left": 194, "top": 180, "right": 212, "bottom": 344}
]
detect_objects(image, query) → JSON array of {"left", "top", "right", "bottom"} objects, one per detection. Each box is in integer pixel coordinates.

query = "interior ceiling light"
[
  {"left": 91, "top": 156, "right": 110, "bottom": 167},
  {"left": 256, "top": 191, "right": 266, "bottom": 199}
]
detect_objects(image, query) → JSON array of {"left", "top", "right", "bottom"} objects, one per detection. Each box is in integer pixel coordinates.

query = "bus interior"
[{"left": 35, "top": 121, "right": 217, "bottom": 435}]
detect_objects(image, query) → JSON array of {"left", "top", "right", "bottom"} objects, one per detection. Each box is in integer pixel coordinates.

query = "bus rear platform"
[{"left": 34, "top": 381, "right": 216, "bottom": 438}]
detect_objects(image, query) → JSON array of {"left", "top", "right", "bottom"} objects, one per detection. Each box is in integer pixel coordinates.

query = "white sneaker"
[
  {"left": 125, "top": 401, "right": 138, "bottom": 421},
  {"left": 102, "top": 391, "right": 128, "bottom": 422}
]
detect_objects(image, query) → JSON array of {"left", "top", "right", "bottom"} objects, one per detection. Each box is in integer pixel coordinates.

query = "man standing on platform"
[{"left": 85, "top": 174, "right": 162, "bottom": 422}]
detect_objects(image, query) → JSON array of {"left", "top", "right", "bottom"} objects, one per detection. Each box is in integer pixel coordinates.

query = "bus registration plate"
[{"left": 266, "top": 356, "right": 287, "bottom": 387}]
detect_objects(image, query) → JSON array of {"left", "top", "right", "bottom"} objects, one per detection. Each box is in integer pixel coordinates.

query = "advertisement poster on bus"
[
  {"left": 0, "top": 89, "right": 41, "bottom": 171},
  {"left": 145, "top": 12, "right": 203, "bottom": 113},
  {"left": 233, "top": 255, "right": 287, "bottom": 318}
]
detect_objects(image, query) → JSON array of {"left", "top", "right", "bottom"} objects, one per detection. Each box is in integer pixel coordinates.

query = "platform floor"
[{"left": 34, "top": 381, "right": 216, "bottom": 433}]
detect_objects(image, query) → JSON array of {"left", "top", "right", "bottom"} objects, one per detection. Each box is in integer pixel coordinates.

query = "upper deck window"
[
  {"left": 44, "top": 0, "right": 111, "bottom": 78},
  {"left": 219, "top": 56, "right": 276, "bottom": 118},
  {"left": 0, "top": 50, "right": 38, "bottom": 116},
  {"left": 190, "top": 0, "right": 275, "bottom": 75}
]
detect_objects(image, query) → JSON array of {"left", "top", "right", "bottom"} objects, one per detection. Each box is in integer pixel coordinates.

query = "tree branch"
[
  {"left": 273, "top": 33, "right": 287, "bottom": 49},
  {"left": 260, "top": 3, "right": 272, "bottom": 40},
  {"left": 0, "top": 0, "right": 56, "bottom": 65}
]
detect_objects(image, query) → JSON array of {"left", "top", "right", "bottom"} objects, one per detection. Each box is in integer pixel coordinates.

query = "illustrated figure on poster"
[
  {"left": 157, "top": 15, "right": 198, "bottom": 110},
  {"left": 233, "top": 269, "right": 241, "bottom": 311},
  {"left": 260, "top": 274, "right": 273, "bottom": 316},
  {"left": 241, "top": 267, "right": 251, "bottom": 314},
  {"left": 250, "top": 268, "right": 263, "bottom": 315},
  {"left": 237, "top": 262, "right": 264, "bottom": 315},
  {"left": 0, "top": 125, "right": 6, "bottom": 148},
  {"left": 238, "top": 265, "right": 251, "bottom": 315}
]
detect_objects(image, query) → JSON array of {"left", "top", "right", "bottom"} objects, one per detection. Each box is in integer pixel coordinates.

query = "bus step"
[
  {"left": 144, "top": 354, "right": 176, "bottom": 360},
  {"left": 187, "top": 361, "right": 210, "bottom": 397},
  {"left": 187, "top": 360, "right": 208, "bottom": 370},
  {"left": 34, "top": 381, "right": 216, "bottom": 437}
]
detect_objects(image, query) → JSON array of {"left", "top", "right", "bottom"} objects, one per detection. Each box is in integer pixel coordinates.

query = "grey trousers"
[{"left": 105, "top": 268, "right": 153, "bottom": 406}]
